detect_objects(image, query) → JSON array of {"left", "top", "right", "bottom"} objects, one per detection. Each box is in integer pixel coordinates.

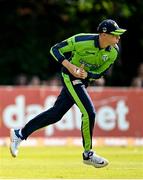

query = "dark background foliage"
[{"left": 0, "top": 0, "right": 143, "bottom": 86}]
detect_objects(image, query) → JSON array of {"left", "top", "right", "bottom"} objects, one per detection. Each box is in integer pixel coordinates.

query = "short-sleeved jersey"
[{"left": 50, "top": 33, "right": 119, "bottom": 79}]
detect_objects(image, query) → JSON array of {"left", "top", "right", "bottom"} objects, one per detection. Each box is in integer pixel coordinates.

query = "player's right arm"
[
  {"left": 50, "top": 35, "right": 76, "bottom": 63},
  {"left": 62, "top": 60, "right": 87, "bottom": 79},
  {"left": 50, "top": 36, "right": 87, "bottom": 79}
]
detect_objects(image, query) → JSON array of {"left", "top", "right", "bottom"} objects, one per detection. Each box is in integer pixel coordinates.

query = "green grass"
[{"left": 0, "top": 146, "right": 143, "bottom": 179}]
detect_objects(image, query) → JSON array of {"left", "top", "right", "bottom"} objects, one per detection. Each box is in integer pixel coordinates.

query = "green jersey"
[{"left": 50, "top": 33, "right": 119, "bottom": 79}]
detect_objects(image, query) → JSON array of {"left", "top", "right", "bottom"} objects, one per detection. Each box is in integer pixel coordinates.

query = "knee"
[{"left": 83, "top": 110, "right": 96, "bottom": 121}]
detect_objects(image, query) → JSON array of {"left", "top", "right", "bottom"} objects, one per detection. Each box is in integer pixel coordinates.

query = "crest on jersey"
[{"left": 102, "top": 55, "right": 108, "bottom": 61}]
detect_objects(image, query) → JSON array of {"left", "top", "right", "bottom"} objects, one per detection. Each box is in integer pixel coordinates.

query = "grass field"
[{"left": 0, "top": 146, "right": 143, "bottom": 179}]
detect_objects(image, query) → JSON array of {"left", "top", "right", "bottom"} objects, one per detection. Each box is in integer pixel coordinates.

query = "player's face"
[{"left": 106, "top": 34, "right": 120, "bottom": 45}]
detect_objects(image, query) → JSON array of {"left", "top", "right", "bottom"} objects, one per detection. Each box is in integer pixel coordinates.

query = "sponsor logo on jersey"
[{"left": 79, "top": 59, "right": 99, "bottom": 71}]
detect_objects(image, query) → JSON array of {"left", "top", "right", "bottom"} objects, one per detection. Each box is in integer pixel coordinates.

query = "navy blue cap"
[{"left": 97, "top": 19, "right": 126, "bottom": 35}]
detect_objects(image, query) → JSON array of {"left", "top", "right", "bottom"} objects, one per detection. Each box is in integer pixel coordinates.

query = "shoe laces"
[
  {"left": 12, "top": 135, "right": 22, "bottom": 148},
  {"left": 88, "top": 151, "right": 104, "bottom": 164}
]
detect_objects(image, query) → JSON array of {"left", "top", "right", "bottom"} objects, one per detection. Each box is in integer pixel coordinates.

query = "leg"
[
  {"left": 62, "top": 74, "right": 95, "bottom": 151},
  {"left": 10, "top": 86, "right": 74, "bottom": 157},
  {"left": 62, "top": 73, "right": 109, "bottom": 168},
  {"left": 21, "top": 87, "right": 74, "bottom": 139}
]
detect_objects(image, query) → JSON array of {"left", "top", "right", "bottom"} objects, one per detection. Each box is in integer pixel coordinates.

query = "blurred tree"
[{"left": 0, "top": 0, "right": 142, "bottom": 86}]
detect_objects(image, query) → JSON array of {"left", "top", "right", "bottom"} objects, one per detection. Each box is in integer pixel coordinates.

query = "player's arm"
[
  {"left": 87, "top": 46, "right": 119, "bottom": 80},
  {"left": 50, "top": 37, "right": 86, "bottom": 78},
  {"left": 50, "top": 37, "right": 75, "bottom": 64},
  {"left": 87, "top": 58, "right": 117, "bottom": 80},
  {"left": 87, "top": 65, "right": 111, "bottom": 80}
]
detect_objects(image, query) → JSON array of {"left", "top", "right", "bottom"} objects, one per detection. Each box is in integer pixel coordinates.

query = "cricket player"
[{"left": 10, "top": 19, "right": 126, "bottom": 168}]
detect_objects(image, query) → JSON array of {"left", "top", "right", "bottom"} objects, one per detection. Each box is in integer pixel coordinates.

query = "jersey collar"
[{"left": 94, "top": 35, "right": 111, "bottom": 51}]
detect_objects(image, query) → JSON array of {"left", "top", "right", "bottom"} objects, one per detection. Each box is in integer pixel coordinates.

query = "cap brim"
[{"left": 110, "top": 28, "right": 127, "bottom": 35}]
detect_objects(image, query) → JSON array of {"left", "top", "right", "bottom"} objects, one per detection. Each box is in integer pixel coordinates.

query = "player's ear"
[
  {"left": 103, "top": 33, "right": 108, "bottom": 37},
  {"left": 100, "top": 33, "right": 106, "bottom": 38}
]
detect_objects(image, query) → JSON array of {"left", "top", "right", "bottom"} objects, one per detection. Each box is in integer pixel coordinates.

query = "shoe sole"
[
  {"left": 10, "top": 147, "right": 16, "bottom": 158},
  {"left": 83, "top": 160, "right": 109, "bottom": 168},
  {"left": 10, "top": 129, "right": 17, "bottom": 158}
]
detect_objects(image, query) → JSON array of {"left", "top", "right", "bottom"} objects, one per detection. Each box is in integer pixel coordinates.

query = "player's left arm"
[
  {"left": 87, "top": 46, "right": 119, "bottom": 80},
  {"left": 87, "top": 61, "right": 114, "bottom": 80}
]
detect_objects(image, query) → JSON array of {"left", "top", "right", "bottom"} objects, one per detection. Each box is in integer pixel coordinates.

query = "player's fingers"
[
  {"left": 80, "top": 71, "right": 87, "bottom": 79},
  {"left": 80, "top": 64, "right": 85, "bottom": 69}
]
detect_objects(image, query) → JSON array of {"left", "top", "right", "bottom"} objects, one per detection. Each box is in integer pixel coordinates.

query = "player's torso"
[{"left": 71, "top": 39, "right": 116, "bottom": 72}]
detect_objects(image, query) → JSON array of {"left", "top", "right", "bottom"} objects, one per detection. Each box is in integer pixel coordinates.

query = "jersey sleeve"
[
  {"left": 87, "top": 64, "right": 112, "bottom": 80},
  {"left": 50, "top": 37, "right": 75, "bottom": 64}
]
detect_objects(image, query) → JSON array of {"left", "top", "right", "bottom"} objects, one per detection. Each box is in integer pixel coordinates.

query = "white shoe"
[
  {"left": 10, "top": 129, "right": 22, "bottom": 157},
  {"left": 83, "top": 150, "right": 109, "bottom": 168}
]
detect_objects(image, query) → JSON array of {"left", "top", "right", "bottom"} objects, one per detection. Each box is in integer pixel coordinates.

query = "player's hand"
[
  {"left": 74, "top": 64, "right": 87, "bottom": 79},
  {"left": 62, "top": 60, "right": 87, "bottom": 79}
]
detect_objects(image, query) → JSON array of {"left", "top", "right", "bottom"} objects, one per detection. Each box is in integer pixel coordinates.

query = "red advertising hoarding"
[{"left": 0, "top": 86, "right": 143, "bottom": 140}]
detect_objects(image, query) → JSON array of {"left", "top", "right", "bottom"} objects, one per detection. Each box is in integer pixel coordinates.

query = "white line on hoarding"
[{"left": 1, "top": 179, "right": 143, "bottom": 180}]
